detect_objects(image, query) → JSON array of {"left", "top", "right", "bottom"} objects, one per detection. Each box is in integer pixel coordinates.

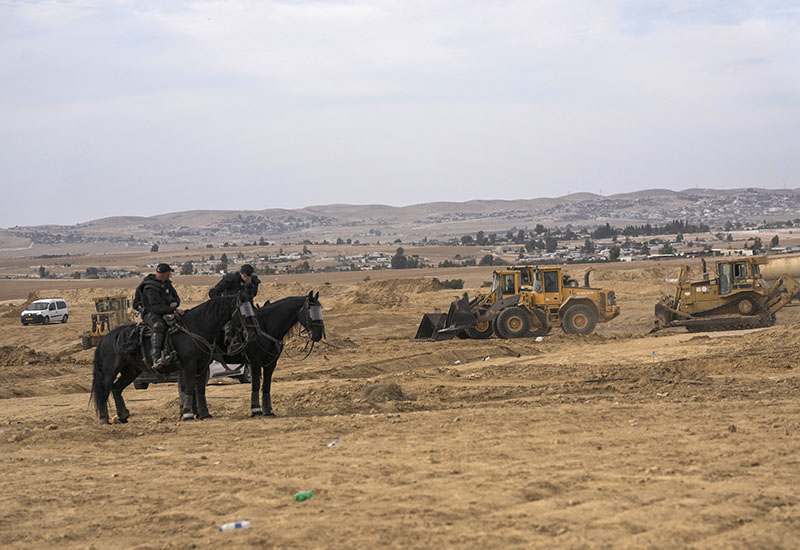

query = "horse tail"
[{"left": 89, "top": 343, "right": 105, "bottom": 412}]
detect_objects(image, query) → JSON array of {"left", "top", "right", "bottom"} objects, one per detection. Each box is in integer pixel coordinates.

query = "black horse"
[
  {"left": 216, "top": 291, "right": 325, "bottom": 417},
  {"left": 91, "top": 292, "right": 250, "bottom": 424}
]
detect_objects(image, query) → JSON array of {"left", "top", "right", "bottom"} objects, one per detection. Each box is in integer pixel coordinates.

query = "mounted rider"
[
  {"left": 209, "top": 264, "right": 260, "bottom": 300},
  {"left": 136, "top": 263, "right": 184, "bottom": 372},
  {"left": 209, "top": 264, "right": 260, "bottom": 352}
]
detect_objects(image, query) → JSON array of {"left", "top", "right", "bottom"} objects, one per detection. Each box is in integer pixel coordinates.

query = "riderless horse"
[
  {"left": 216, "top": 291, "right": 325, "bottom": 417},
  {"left": 90, "top": 290, "right": 251, "bottom": 424}
]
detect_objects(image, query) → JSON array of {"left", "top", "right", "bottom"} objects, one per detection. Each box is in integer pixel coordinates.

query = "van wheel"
[
  {"left": 562, "top": 304, "right": 597, "bottom": 335},
  {"left": 61, "top": 314, "right": 68, "bottom": 324},
  {"left": 42, "top": 316, "right": 49, "bottom": 325},
  {"left": 22, "top": 321, "right": 28, "bottom": 326},
  {"left": 495, "top": 307, "right": 532, "bottom": 339},
  {"left": 465, "top": 320, "right": 493, "bottom": 339}
]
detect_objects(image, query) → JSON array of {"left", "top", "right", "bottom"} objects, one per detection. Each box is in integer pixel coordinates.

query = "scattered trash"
[
  {"left": 219, "top": 521, "right": 251, "bottom": 532},
  {"left": 482, "top": 356, "right": 490, "bottom": 361},
  {"left": 652, "top": 352, "right": 658, "bottom": 357},
  {"left": 0, "top": 429, "right": 4, "bottom": 434},
  {"left": 454, "top": 360, "right": 461, "bottom": 365},
  {"left": 154, "top": 446, "right": 166, "bottom": 451},
  {"left": 323, "top": 355, "right": 330, "bottom": 361},
  {"left": 535, "top": 336, "right": 543, "bottom": 343},
  {"left": 295, "top": 491, "right": 313, "bottom": 502},
  {"left": 327, "top": 439, "right": 341, "bottom": 447}
]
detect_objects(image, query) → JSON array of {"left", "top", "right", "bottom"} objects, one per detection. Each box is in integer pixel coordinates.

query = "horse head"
[{"left": 298, "top": 290, "right": 325, "bottom": 341}]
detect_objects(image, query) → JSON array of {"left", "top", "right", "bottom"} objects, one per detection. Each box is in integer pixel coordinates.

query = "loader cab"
[{"left": 493, "top": 271, "right": 520, "bottom": 297}]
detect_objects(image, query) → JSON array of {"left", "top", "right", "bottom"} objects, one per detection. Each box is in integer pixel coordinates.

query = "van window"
[
  {"left": 49, "top": 303, "right": 56, "bottom": 311},
  {"left": 28, "top": 302, "right": 49, "bottom": 311},
  {"left": 57, "top": 301, "right": 67, "bottom": 309}
]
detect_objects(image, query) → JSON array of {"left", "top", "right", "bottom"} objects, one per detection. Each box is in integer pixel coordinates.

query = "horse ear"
[
  {"left": 314, "top": 291, "right": 319, "bottom": 301},
  {"left": 307, "top": 290, "right": 313, "bottom": 299}
]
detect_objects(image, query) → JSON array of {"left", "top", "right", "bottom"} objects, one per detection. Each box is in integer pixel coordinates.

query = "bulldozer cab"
[{"left": 716, "top": 258, "right": 762, "bottom": 295}]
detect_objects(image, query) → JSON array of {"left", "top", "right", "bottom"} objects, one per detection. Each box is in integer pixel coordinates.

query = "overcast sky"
[{"left": 1, "top": 1, "right": 798, "bottom": 227}]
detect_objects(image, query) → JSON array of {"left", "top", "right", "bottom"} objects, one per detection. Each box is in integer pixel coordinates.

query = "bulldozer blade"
[{"left": 413, "top": 313, "right": 454, "bottom": 341}]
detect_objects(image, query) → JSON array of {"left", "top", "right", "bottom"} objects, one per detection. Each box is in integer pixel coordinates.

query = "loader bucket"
[
  {"left": 414, "top": 313, "right": 453, "bottom": 341},
  {"left": 438, "top": 295, "right": 479, "bottom": 334}
]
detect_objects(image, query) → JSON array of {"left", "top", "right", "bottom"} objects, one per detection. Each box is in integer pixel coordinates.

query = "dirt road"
[{"left": 1, "top": 267, "right": 799, "bottom": 549}]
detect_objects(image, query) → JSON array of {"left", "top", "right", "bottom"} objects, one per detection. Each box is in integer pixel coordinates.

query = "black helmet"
[
  {"left": 156, "top": 263, "right": 174, "bottom": 273},
  {"left": 240, "top": 264, "right": 254, "bottom": 276}
]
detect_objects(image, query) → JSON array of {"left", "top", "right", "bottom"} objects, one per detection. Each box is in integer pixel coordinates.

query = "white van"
[{"left": 20, "top": 298, "right": 69, "bottom": 325}]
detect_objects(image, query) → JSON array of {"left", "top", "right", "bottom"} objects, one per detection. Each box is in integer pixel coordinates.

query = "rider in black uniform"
[
  {"left": 208, "top": 264, "right": 260, "bottom": 299},
  {"left": 139, "top": 263, "right": 183, "bottom": 372},
  {"left": 208, "top": 264, "right": 259, "bottom": 352}
]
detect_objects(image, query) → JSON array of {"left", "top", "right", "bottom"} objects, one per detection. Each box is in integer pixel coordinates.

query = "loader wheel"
[
  {"left": 495, "top": 307, "right": 532, "bottom": 339},
  {"left": 465, "top": 320, "right": 493, "bottom": 339},
  {"left": 737, "top": 298, "right": 755, "bottom": 315},
  {"left": 456, "top": 330, "right": 469, "bottom": 339},
  {"left": 562, "top": 304, "right": 597, "bottom": 335}
]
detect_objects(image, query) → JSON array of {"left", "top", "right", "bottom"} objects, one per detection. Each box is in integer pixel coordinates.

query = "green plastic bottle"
[{"left": 294, "top": 491, "right": 313, "bottom": 502}]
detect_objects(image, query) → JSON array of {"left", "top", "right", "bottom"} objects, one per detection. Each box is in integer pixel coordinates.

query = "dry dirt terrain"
[{"left": 1, "top": 262, "right": 799, "bottom": 549}]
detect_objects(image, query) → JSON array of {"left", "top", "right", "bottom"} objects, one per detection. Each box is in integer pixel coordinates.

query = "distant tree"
[
  {"left": 295, "top": 261, "right": 311, "bottom": 273},
  {"left": 659, "top": 243, "right": 676, "bottom": 255},
  {"left": 441, "top": 279, "right": 464, "bottom": 289},
  {"left": 302, "top": 244, "right": 311, "bottom": 256},
  {"left": 726, "top": 233, "right": 733, "bottom": 242},
  {"left": 750, "top": 237, "right": 763, "bottom": 252},
  {"left": 150, "top": 244, "right": 159, "bottom": 252},
  {"left": 391, "top": 247, "right": 408, "bottom": 269},
  {"left": 770, "top": 235, "right": 780, "bottom": 249},
  {"left": 180, "top": 261, "right": 194, "bottom": 275},
  {"left": 479, "top": 254, "right": 495, "bottom": 266},
  {"left": 609, "top": 246, "right": 621, "bottom": 261},
  {"left": 219, "top": 253, "right": 229, "bottom": 271},
  {"left": 534, "top": 224, "right": 546, "bottom": 234},
  {"left": 209, "top": 254, "right": 215, "bottom": 261},
  {"left": 545, "top": 236, "right": 558, "bottom": 253},
  {"left": 475, "top": 231, "right": 488, "bottom": 246},
  {"left": 461, "top": 235, "right": 474, "bottom": 245},
  {"left": 336, "top": 237, "right": 344, "bottom": 245},
  {"left": 564, "top": 229, "right": 577, "bottom": 241},
  {"left": 676, "top": 233, "right": 683, "bottom": 242},
  {"left": 38, "top": 265, "right": 49, "bottom": 278},
  {"left": 583, "top": 239, "right": 595, "bottom": 253}
]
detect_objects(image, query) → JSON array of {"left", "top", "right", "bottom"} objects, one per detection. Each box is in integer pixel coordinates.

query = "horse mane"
[{"left": 185, "top": 295, "right": 239, "bottom": 321}]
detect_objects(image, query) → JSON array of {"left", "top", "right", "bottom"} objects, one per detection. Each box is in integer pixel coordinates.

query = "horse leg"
[
  {"left": 194, "top": 367, "right": 212, "bottom": 420},
  {"left": 250, "top": 364, "right": 263, "bottom": 417},
  {"left": 110, "top": 363, "right": 138, "bottom": 423},
  {"left": 178, "top": 368, "right": 196, "bottom": 421},
  {"left": 262, "top": 360, "right": 278, "bottom": 417}
]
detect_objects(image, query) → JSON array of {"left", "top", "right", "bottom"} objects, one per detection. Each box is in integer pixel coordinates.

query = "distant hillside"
[{"left": 2, "top": 187, "right": 799, "bottom": 256}]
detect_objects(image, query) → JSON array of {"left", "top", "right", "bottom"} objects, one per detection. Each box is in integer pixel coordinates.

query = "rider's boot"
[{"left": 150, "top": 331, "right": 170, "bottom": 373}]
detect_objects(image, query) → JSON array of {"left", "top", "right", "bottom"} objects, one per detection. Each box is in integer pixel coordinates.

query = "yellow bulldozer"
[
  {"left": 652, "top": 256, "right": 800, "bottom": 333},
  {"left": 415, "top": 266, "right": 620, "bottom": 340},
  {"left": 80, "top": 295, "right": 133, "bottom": 349}
]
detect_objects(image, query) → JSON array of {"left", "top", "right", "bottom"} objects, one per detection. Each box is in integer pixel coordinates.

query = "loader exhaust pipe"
[{"left": 584, "top": 268, "right": 592, "bottom": 288}]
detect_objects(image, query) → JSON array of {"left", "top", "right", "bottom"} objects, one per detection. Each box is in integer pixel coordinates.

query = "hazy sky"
[{"left": 1, "top": 1, "right": 798, "bottom": 227}]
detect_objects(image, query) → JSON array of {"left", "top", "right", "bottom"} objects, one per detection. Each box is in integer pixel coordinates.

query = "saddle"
[{"left": 115, "top": 318, "right": 182, "bottom": 374}]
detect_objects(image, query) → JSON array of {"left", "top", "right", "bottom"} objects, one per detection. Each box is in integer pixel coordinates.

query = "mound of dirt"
[
  {"left": 334, "top": 278, "right": 445, "bottom": 309},
  {"left": 362, "top": 383, "right": 417, "bottom": 403},
  {"left": 592, "top": 266, "right": 679, "bottom": 283},
  {"left": 0, "top": 300, "right": 27, "bottom": 320},
  {"left": 0, "top": 345, "right": 57, "bottom": 366}
]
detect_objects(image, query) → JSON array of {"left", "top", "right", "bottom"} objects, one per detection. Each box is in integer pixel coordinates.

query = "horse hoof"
[
  {"left": 197, "top": 414, "right": 213, "bottom": 420},
  {"left": 117, "top": 416, "right": 129, "bottom": 424},
  {"left": 265, "top": 411, "right": 276, "bottom": 417},
  {"left": 251, "top": 411, "right": 264, "bottom": 417},
  {"left": 181, "top": 413, "right": 195, "bottom": 422},
  {"left": 99, "top": 418, "right": 111, "bottom": 425}
]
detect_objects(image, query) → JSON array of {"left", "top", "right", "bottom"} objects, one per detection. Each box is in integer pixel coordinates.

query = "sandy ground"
[{"left": 1, "top": 262, "right": 800, "bottom": 549}]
